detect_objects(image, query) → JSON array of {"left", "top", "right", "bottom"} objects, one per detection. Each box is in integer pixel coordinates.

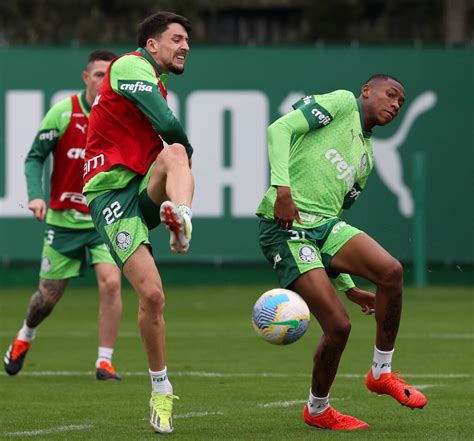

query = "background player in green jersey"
[
  {"left": 83, "top": 12, "right": 194, "bottom": 433},
  {"left": 257, "top": 75, "right": 427, "bottom": 430},
  {"left": 4, "top": 50, "right": 123, "bottom": 381}
]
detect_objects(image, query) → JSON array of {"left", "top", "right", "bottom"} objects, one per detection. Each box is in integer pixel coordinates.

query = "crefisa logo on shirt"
[
  {"left": 39, "top": 129, "right": 59, "bottom": 141},
  {"left": 324, "top": 148, "right": 356, "bottom": 189},
  {"left": 311, "top": 107, "right": 331, "bottom": 126},
  {"left": 119, "top": 81, "right": 153, "bottom": 93}
]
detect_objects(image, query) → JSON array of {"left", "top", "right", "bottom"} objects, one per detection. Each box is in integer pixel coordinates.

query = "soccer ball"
[{"left": 252, "top": 288, "right": 310, "bottom": 345}]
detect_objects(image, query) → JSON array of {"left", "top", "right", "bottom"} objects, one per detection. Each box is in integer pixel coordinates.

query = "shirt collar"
[
  {"left": 79, "top": 91, "right": 91, "bottom": 114},
  {"left": 135, "top": 48, "right": 169, "bottom": 83},
  {"left": 357, "top": 98, "right": 372, "bottom": 139}
]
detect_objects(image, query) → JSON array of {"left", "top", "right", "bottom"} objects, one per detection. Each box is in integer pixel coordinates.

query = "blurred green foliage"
[{"left": 0, "top": 0, "right": 469, "bottom": 45}]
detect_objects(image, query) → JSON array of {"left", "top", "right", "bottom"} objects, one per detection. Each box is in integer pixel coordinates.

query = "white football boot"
[{"left": 160, "top": 201, "right": 192, "bottom": 254}]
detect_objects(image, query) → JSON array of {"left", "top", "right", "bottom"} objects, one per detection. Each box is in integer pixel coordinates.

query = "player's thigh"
[
  {"left": 39, "top": 225, "right": 88, "bottom": 280},
  {"left": 290, "top": 268, "right": 349, "bottom": 332},
  {"left": 123, "top": 244, "right": 164, "bottom": 299},
  {"left": 258, "top": 219, "right": 325, "bottom": 289},
  {"left": 137, "top": 165, "right": 161, "bottom": 230},
  {"left": 88, "top": 177, "right": 151, "bottom": 271},
  {"left": 88, "top": 230, "right": 121, "bottom": 284},
  {"left": 144, "top": 144, "right": 189, "bottom": 206},
  {"left": 88, "top": 233, "right": 116, "bottom": 267},
  {"left": 329, "top": 232, "right": 400, "bottom": 282}
]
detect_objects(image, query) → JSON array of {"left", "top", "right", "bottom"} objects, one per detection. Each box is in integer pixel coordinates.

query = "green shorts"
[
  {"left": 258, "top": 218, "right": 363, "bottom": 288},
  {"left": 88, "top": 174, "right": 160, "bottom": 269},
  {"left": 39, "top": 224, "right": 116, "bottom": 280}
]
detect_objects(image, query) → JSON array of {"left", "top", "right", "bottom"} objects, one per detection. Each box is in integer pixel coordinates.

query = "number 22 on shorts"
[{"left": 102, "top": 201, "right": 123, "bottom": 225}]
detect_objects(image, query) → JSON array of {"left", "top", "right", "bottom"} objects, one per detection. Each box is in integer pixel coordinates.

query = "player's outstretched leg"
[
  {"left": 366, "top": 369, "right": 427, "bottom": 409},
  {"left": 330, "top": 234, "right": 427, "bottom": 410},
  {"left": 160, "top": 201, "right": 192, "bottom": 254},
  {"left": 303, "top": 404, "right": 369, "bottom": 430},
  {"left": 4, "top": 337, "right": 31, "bottom": 375}
]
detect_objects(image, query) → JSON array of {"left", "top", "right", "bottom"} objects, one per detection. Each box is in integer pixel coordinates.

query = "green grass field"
[{"left": 0, "top": 284, "right": 473, "bottom": 440}]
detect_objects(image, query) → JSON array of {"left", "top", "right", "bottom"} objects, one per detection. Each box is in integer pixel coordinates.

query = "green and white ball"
[{"left": 252, "top": 288, "right": 310, "bottom": 345}]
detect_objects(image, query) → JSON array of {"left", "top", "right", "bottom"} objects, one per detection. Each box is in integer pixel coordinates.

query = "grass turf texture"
[{"left": 0, "top": 284, "right": 472, "bottom": 440}]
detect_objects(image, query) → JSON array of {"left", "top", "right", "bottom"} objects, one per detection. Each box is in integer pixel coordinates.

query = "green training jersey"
[
  {"left": 24, "top": 92, "right": 94, "bottom": 229},
  {"left": 256, "top": 89, "right": 374, "bottom": 226}
]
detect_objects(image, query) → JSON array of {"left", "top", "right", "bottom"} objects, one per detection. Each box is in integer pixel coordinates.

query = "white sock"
[
  {"left": 17, "top": 321, "right": 37, "bottom": 343},
  {"left": 96, "top": 346, "right": 114, "bottom": 368},
  {"left": 371, "top": 346, "right": 394, "bottom": 379},
  {"left": 177, "top": 205, "right": 192, "bottom": 219},
  {"left": 149, "top": 367, "right": 173, "bottom": 394},
  {"left": 307, "top": 389, "right": 329, "bottom": 416}
]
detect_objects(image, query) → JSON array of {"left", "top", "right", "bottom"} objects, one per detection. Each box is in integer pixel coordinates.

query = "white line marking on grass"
[
  {"left": 0, "top": 331, "right": 254, "bottom": 338},
  {"left": 258, "top": 397, "right": 347, "bottom": 408},
  {"left": 403, "top": 333, "right": 474, "bottom": 340},
  {"left": 2, "top": 330, "right": 470, "bottom": 339},
  {"left": 2, "top": 371, "right": 470, "bottom": 379},
  {"left": 339, "top": 373, "right": 469, "bottom": 379},
  {"left": 4, "top": 424, "right": 93, "bottom": 437},
  {"left": 259, "top": 399, "right": 307, "bottom": 408},
  {"left": 175, "top": 411, "right": 224, "bottom": 419},
  {"left": 411, "top": 384, "right": 441, "bottom": 390},
  {"left": 0, "top": 331, "right": 94, "bottom": 338}
]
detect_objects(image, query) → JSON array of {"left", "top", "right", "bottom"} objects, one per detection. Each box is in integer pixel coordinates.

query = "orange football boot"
[
  {"left": 96, "top": 360, "right": 121, "bottom": 381},
  {"left": 303, "top": 405, "right": 369, "bottom": 430},
  {"left": 4, "top": 338, "right": 30, "bottom": 375},
  {"left": 366, "top": 369, "right": 427, "bottom": 409}
]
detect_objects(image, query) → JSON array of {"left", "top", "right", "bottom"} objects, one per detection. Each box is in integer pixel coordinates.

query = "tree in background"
[{"left": 0, "top": 0, "right": 472, "bottom": 45}]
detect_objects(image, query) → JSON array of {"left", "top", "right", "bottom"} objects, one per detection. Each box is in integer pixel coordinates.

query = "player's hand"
[
  {"left": 345, "top": 287, "right": 375, "bottom": 315},
  {"left": 274, "top": 186, "right": 302, "bottom": 230},
  {"left": 28, "top": 198, "right": 47, "bottom": 222}
]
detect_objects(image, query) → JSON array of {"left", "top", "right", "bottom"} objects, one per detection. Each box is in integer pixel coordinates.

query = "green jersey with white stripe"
[{"left": 257, "top": 89, "right": 374, "bottom": 225}]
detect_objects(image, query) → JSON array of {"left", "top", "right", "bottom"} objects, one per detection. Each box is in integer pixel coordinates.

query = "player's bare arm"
[
  {"left": 345, "top": 287, "right": 375, "bottom": 315},
  {"left": 27, "top": 198, "right": 47, "bottom": 222}
]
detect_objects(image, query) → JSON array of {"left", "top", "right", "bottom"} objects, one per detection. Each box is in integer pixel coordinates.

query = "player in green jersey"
[
  {"left": 4, "top": 50, "right": 123, "bottom": 382},
  {"left": 257, "top": 75, "right": 427, "bottom": 431}
]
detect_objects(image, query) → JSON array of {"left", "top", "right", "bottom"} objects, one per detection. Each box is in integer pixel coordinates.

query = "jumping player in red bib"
[{"left": 83, "top": 12, "right": 194, "bottom": 433}]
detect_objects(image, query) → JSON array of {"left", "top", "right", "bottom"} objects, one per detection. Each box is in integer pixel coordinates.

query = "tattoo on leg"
[
  {"left": 26, "top": 291, "right": 50, "bottom": 328},
  {"left": 26, "top": 281, "right": 64, "bottom": 327},
  {"left": 382, "top": 296, "right": 402, "bottom": 346}
]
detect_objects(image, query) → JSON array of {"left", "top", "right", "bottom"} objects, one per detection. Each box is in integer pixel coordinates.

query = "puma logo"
[
  {"left": 372, "top": 91, "right": 437, "bottom": 217},
  {"left": 75, "top": 123, "right": 87, "bottom": 134}
]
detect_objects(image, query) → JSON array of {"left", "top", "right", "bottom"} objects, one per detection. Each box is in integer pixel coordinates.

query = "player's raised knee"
[
  {"left": 165, "top": 143, "right": 188, "bottom": 161},
  {"left": 381, "top": 258, "right": 403, "bottom": 288}
]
